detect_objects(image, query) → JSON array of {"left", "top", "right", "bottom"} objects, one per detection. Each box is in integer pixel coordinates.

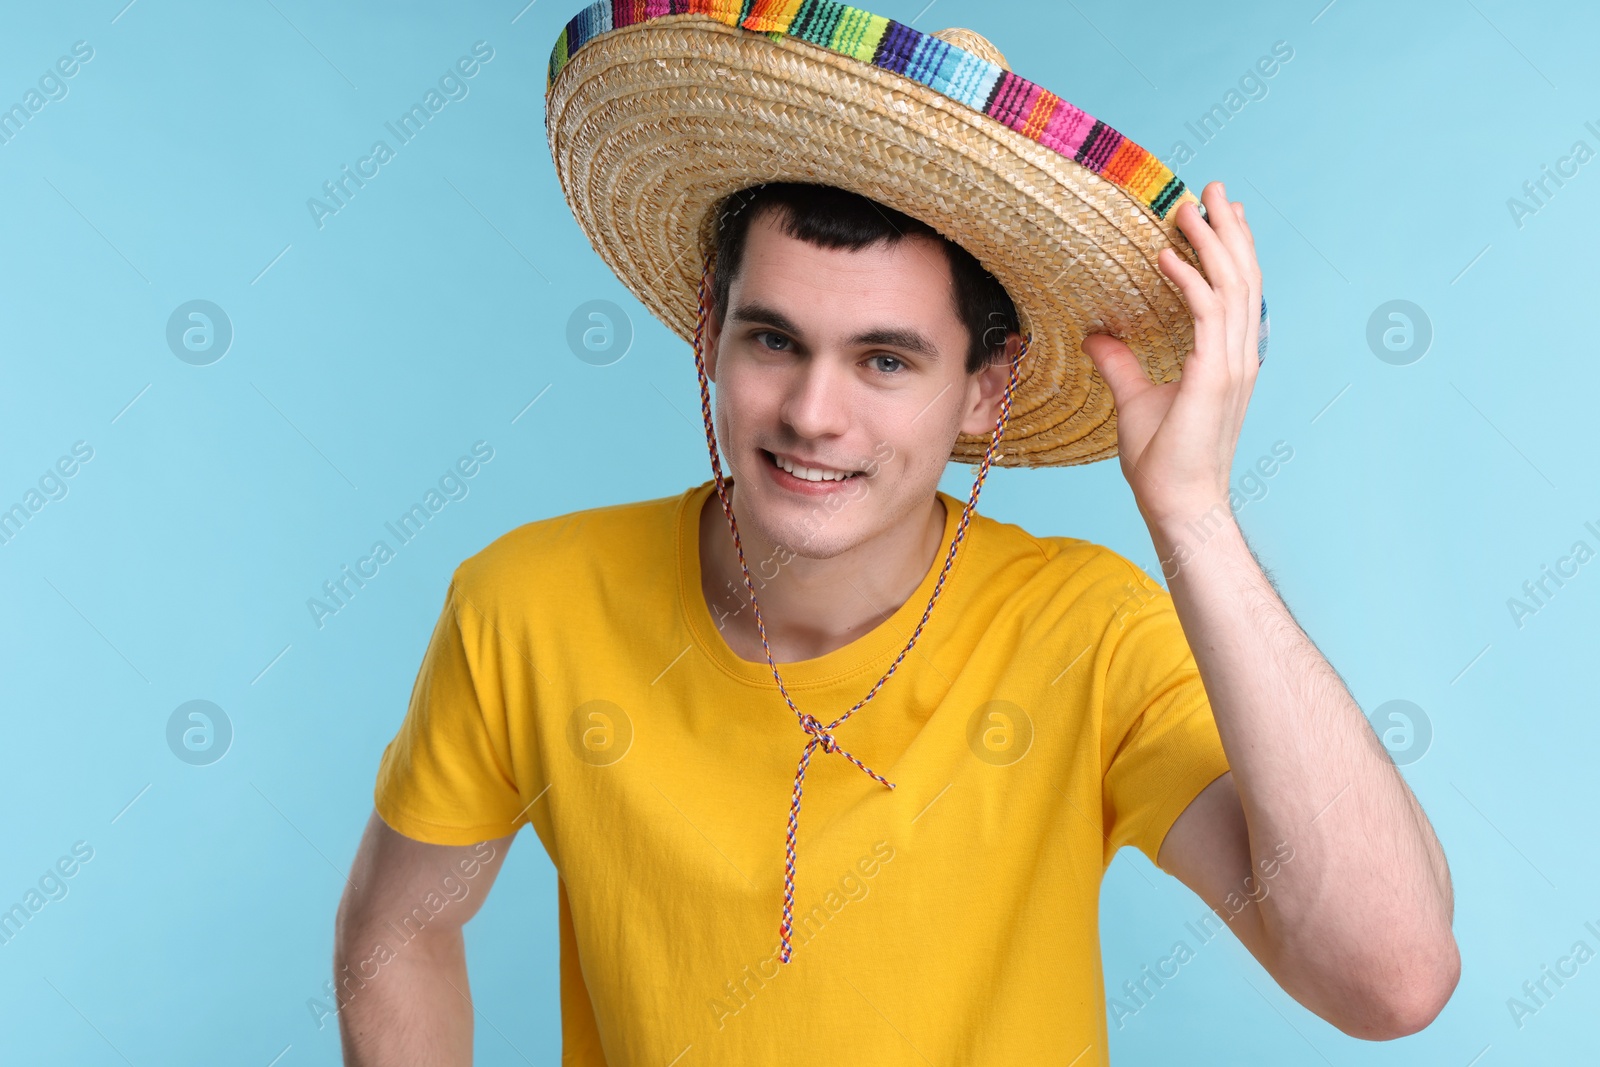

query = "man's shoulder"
[
  {"left": 975, "top": 518, "right": 1179, "bottom": 677},
  {"left": 450, "top": 485, "right": 690, "bottom": 597},
  {"left": 973, "top": 507, "right": 1160, "bottom": 596}
]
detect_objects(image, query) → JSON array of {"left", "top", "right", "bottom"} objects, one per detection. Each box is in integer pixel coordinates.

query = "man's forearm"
[
  {"left": 336, "top": 924, "right": 474, "bottom": 1065},
  {"left": 1151, "top": 505, "right": 1458, "bottom": 1035}
]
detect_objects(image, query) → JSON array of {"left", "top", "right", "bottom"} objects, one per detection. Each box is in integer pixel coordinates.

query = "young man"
[
  {"left": 335, "top": 8, "right": 1458, "bottom": 1064},
  {"left": 335, "top": 179, "right": 1457, "bottom": 1061}
]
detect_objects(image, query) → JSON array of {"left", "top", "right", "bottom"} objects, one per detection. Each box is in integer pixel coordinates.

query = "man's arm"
[
  {"left": 1080, "top": 180, "right": 1458, "bottom": 1040},
  {"left": 335, "top": 810, "right": 516, "bottom": 1065},
  {"left": 1152, "top": 515, "right": 1459, "bottom": 1040}
]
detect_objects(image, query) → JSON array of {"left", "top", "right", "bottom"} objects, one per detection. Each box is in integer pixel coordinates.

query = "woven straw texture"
[{"left": 546, "top": 3, "right": 1221, "bottom": 467}]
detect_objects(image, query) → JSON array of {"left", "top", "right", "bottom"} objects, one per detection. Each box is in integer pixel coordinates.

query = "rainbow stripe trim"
[{"left": 546, "top": 0, "right": 1192, "bottom": 221}]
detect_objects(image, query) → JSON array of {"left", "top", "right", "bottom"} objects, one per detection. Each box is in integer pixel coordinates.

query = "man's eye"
[
  {"left": 754, "top": 331, "right": 790, "bottom": 351},
  {"left": 869, "top": 354, "right": 905, "bottom": 374}
]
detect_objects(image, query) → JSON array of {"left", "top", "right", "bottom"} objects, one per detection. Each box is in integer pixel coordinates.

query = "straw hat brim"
[{"left": 545, "top": 5, "right": 1264, "bottom": 468}]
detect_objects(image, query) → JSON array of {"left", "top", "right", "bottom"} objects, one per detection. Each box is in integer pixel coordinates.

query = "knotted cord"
[{"left": 689, "top": 253, "right": 1029, "bottom": 963}]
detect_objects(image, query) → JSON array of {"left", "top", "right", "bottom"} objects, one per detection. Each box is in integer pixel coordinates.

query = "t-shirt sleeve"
[
  {"left": 1099, "top": 560, "right": 1231, "bottom": 870},
  {"left": 373, "top": 567, "right": 533, "bottom": 846}
]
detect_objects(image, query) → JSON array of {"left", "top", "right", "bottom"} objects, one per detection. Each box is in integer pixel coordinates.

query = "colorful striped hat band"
[
  {"left": 546, "top": 0, "right": 1270, "bottom": 467},
  {"left": 690, "top": 253, "right": 1030, "bottom": 962}
]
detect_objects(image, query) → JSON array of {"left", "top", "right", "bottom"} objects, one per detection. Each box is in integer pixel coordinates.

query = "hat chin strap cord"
[{"left": 690, "top": 253, "right": 1030, "bottom": 964}]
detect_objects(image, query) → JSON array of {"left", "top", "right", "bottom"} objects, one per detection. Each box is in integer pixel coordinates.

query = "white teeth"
[{"left": 773, "top": 452, "right": 854, "bottom": 482}]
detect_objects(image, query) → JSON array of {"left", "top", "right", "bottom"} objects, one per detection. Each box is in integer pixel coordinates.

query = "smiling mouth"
[{"left": 761, "top": 449, "right": 863, "bottom": 483}]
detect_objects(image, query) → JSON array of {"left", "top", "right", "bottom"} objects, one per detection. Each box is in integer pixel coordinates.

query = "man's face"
[{"left": 703, "top": 209, "right": 1013, "bottom": 561}]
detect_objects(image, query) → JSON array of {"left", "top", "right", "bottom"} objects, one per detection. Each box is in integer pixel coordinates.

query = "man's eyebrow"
[{"left": 728, "top": 300, "right": 944, "bottom": 362}]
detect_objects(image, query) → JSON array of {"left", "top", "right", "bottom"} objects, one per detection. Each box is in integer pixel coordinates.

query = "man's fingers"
[{"left": 1157, "top": 246, "right": 1230, "bottom": 399}]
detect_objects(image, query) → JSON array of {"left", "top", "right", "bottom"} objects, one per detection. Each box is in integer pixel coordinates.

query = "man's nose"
[{"left": 780, "top": 357, "right": 853, "bottom": 439}]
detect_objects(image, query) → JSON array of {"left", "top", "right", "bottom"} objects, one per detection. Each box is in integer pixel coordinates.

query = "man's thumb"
[{"left": 1080, "top": 334, "right": 1146, "bottom": 408}]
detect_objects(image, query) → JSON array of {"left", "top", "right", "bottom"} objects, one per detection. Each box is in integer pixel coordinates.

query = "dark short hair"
[{"left": 709, "top": 182, "right": 1020, "bottom": 375}]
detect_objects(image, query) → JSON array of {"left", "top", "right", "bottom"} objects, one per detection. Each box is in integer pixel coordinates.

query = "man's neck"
[{"left": 699, "top": 479, "right": 947, "bottom": 664}]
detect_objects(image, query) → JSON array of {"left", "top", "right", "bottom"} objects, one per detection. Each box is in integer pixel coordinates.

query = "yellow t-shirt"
[{"left": 374, "top": 478, "right": 1230, "bottom": 1065}]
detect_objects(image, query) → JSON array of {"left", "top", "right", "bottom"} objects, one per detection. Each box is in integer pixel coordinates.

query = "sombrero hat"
[{"left": 544, "top": 1, "right": 1269, "bottom": 468}]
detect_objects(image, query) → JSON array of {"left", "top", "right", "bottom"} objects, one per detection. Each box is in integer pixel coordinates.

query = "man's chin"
[
  {"left": 726, "top": 456, "right": 904, "bottom": 553},
  {"left": 743, "top": 504, "right": 873, "bottom": 563}
]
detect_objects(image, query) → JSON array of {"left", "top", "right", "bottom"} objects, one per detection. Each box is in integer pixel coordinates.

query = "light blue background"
[{"left": 3, "top": 0, "right": 1596, "bottom": 1063}]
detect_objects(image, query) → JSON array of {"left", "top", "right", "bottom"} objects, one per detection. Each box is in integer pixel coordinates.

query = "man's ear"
[
  {"left": 703, "top": 303, "right": 723, "bottom": 383},
  {"left": 957, "top": 331, "right": 1022, "bottom": 437}
]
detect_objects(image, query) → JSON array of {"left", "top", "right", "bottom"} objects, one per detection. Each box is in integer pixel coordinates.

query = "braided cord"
[{"left": 689, "top": 255, "right": 1029, "bottom": 963}]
